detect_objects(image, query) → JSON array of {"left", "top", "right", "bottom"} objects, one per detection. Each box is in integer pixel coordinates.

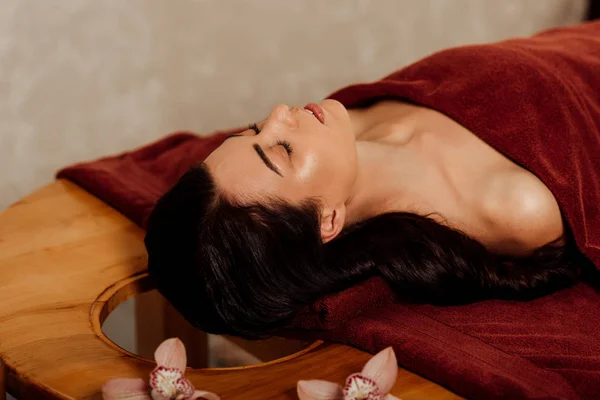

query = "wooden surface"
[{"left": 0, "top": 180, "right": 462, "bottom": 400}]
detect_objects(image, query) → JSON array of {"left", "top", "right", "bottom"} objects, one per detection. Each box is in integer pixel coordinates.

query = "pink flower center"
[
  {"left": 150, "top": 366, "right": 195, "bottom": 399},
  {"left": 343, "top": 374, "right": 382, "bottom": 400}
]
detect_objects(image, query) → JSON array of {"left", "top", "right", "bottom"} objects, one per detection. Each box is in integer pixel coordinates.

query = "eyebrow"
[
  {"left": 223, "top": 133, "right": 283, "bottom": 177},
  {"left": 253, "top": 143, "right": 283, "bottom": 177}
]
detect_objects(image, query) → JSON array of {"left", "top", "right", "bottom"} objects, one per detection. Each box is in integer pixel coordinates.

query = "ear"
[{"left": 320, "top": 204, "right": 346, "bottom": 243}]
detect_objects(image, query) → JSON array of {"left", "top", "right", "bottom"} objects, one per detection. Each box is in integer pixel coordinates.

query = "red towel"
[{"left": 58, "top": 21, "right": 600, "bottom": 399}]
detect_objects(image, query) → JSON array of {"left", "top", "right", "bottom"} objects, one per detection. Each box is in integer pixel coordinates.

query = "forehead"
[{"left": 204, "top": 140, "right": 283, "bottom": 203}]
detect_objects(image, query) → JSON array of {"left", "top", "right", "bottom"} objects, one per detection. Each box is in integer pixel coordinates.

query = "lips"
[{"left": 303, "top": 103, "right": 325, "bottom": 124}]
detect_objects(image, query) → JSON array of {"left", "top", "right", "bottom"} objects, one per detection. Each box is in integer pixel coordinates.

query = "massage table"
[{"left": 0, "top": 180, "right": 461, "bottom": 399}]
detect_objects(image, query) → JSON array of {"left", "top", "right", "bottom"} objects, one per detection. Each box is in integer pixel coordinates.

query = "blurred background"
[{"left": 0, "top": 1, "right": 593, "bottom": 397}]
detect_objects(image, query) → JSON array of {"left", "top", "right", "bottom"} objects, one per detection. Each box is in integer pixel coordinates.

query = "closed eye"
[
  {"left": 224, "top": 123, "right": 291, "bottom": 174},
  {"left": 249, "top": 123, "right": 260, "bottom": 134},
  {"left": 223, "top": 123, "right": 260, "bottom": 141},
  {"left": 277, "top": 140, "right": 293, "bottom": 156},
  {"left": 250, "top": 123, "right": 292, "bottom": 156}
]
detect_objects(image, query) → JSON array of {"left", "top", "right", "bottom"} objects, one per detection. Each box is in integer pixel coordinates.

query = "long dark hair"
[{"left": 145, "top": 163, "right": 581, "bottom": 339}]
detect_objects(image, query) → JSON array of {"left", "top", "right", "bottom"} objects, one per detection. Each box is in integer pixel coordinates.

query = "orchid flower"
[
  {"left": 297, "top": 347, "right": 401, "bottom": 400},
  {"left": 102, "top": 338, "right": 219, "bottom": 400}
]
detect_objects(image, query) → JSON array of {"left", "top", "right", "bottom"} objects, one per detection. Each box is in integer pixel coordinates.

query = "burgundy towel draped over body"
[{"left": 58, "top": 21, "right": 600, "bottom": 399}]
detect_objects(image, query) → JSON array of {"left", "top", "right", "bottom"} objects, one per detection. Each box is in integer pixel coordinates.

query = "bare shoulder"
[{"left": 477, "top": 169, "right": 565, "bottom": 256}]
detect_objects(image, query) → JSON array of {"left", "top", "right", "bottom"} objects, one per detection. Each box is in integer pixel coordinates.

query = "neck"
[
  {"left": 342, "top": 103, "right": 423, "bottom": 226},
  {"left": 347, "top": 101, "right": 421, "bottom": 140},
  {"left": 343, "top": 142, "right": 397, "bottom": 226}
]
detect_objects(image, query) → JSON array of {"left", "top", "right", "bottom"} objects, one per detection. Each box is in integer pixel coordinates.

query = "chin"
[{"left": 320, "top": 99, "right": 350, "bottom": 125}]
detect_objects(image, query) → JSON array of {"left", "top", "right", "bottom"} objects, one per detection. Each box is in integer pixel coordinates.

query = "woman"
[{"left": 144, "top": 21, "right": 600, "bottom": 339}]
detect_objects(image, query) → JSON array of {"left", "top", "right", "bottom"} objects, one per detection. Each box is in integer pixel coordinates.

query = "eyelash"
[
  {"left": 249, "top": 123, "right": 294, "bottom": 156},
  {"left": 277, "top": 140, "right": 294, "bottom": 156},
  {"left": 249, "top": 123, "right": 260, "bottom": 134}
]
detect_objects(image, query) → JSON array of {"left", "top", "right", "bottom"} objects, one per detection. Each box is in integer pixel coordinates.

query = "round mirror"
[{"left": 101, "top": 288, "right": 314, "bottom": 368}]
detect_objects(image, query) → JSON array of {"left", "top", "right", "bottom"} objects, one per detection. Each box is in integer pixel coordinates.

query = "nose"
[{"left": 266, "top": 104, "right": 297, "bottom": 128}]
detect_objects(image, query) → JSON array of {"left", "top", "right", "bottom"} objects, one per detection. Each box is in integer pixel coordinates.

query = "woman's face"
[{"left": 204, "top": 99, "right": 357, "bottom": 210}]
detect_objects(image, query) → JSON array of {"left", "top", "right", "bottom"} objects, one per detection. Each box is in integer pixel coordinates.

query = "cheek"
[
  {"left": 292, "top": 133, "right": 350, "bottom": 193},
  {"left": 296, "top": 147, "right": 341, "bottom": 193},
  {"left": 296, "top": 152, "right": 318, "bottom": 182}
]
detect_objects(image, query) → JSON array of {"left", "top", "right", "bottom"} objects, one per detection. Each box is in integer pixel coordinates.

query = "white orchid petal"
[
  {"left": 150, "top": 388, "right": 170, "bottom": 400},
  {"left": 102, "top": 378, "right": 151, "bottom": 400},
  {"left": 150, "top": 366, "right": 195, "bottom": 398},
  {"left": 343, "top": 374, "right": 381, "bottom": 399},
  {"left": 361, "top": 347, "right": 398, "bottom": 394},
  {"left": 154, "top": 338, "right": 187, "bottom": 370},
  {"left": 297, "top": 380, "right": 344, "bottom": 400},
  {"left": 174, "top": 376, "right": 195, "bottom": 397},
  {"left": 189, "top": 390, "right": 221, "bottom": 400}
]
